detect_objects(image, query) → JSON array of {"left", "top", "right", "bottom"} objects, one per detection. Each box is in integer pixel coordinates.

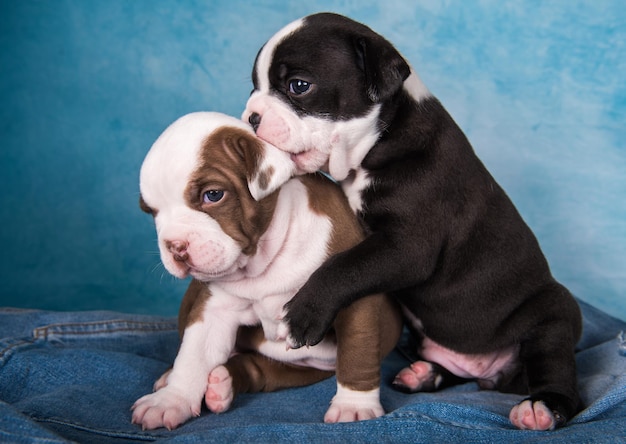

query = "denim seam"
[
  {"left": 33, "top": 320, "right": 177, "bottom": 339},
  {"left": 34, "top": 417, "right": 160, "bottom": 442},
  {"left": 388, "top": 410, "right": 511, "bottom": 431},
  {"left": 0, "top": 429, "right": 70, "bottom": 444},
  {"left": 0, "top": 338, "right": 36, "bottom": 361}
]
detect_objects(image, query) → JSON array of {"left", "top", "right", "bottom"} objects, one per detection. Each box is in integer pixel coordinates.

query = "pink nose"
[{"left": 166, "top": 240, "right": 189, "bottom": 262}]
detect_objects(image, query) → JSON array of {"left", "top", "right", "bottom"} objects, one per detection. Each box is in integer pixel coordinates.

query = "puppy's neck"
[
  {"left": 327, "top": 69, "right": 431, "bottom": 182},
  {"left": 327, "top": 106, "right": 381, "bottom": 181}
]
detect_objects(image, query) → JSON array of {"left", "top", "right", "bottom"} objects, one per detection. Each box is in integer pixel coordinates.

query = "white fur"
[
  {"left": 341, "top": 167, "right": 372, "bottom": 213},
  {"left": 243, "top": 93, "right": 381, "bottom": 181},
  {"left": 132, "top": 295, "right": 248, "bottom": 429},
  {"left": 254, "top": 18, "right": 304, "bottom": 93},
  {"left": 248, "top": 142, "right": 297, "bottom": 200},
  {"left": 324, "top": 384, "right": 383, "bottom": 423},
  {"left": 403, "top": 68, "right": 431, "bottom": 103}
]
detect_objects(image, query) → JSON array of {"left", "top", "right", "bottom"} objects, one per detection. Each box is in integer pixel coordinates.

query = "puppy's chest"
[{"left": 211, "top": 283, "right": 293, "bottom": 340}]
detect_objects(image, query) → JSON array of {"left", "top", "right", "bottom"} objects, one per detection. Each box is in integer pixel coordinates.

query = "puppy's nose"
[
  {"left": 248, "top": 112, "right": 261, "bottom": 132},
  {"left": 166, "top": 240, "right": 189, "bottom": 262}
]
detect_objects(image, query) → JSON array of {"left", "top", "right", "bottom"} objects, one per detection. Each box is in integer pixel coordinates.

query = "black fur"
[{"left": 259, "top": 12, "right": 583, "bottom": 426}]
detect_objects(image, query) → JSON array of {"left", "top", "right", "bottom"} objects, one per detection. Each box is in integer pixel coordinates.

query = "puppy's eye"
[
  {"left": 202, "top": 190, "right": 224, "bottom": 203},
  {"left": 289, "top": 79, "right": 312, "bottom": 95}
]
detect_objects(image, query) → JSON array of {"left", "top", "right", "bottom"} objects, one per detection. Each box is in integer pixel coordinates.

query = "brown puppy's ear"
[
  {"left": 354, "top": 36, "right": 410, "bottom": 103},
  {"left": 230, "top": 129, "right": 296, "bottom": 201},
  {"left": 139, "top": 195, "right": 156, "bottom": 216}
]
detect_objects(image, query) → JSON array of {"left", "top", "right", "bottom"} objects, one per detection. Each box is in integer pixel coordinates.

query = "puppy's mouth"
[
  {"left": 289, "top": 149, "right": 329, "bottom": 174},
  {"left": 168, "top": 258, "right": 234, "bottom": 281},
  {"left": 290, "top": 152, "right": 309, "bottom": 170}
]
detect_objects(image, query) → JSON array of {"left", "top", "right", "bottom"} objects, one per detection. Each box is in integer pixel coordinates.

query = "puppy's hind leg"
[
  {"left": 511, "top": 287, "right": 582, "bottom": 430},
  {"left": 205, "top": 352, "right": 334, "bottom": 414}
]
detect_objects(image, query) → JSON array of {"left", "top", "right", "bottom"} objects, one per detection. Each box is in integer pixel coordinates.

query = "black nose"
[{"left": 248, "top": 112, "right": 261, "bottom": 132}]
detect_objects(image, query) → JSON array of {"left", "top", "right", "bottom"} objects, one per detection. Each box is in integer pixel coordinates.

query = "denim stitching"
[
  {"left": 0, "top": 338, "right": 36, "bottom": 360},
  {"left": 33, "top": 320, "right": 177, "bottom": 340}
]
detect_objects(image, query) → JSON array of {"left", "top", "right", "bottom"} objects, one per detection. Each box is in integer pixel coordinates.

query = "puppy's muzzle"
[
  {"left": 248, "top": 112, "right": 261, "bottom": 132},
  {"left": 166, "top": 240, "right": 189, "bottom": 262}
]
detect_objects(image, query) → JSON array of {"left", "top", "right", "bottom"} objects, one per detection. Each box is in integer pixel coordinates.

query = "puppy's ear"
[
  {"left": 355, "top": 36, "right": 410, "bottom": 103},
  {"left": 233, "top": 132, "right": 296, "bottom": 201}
]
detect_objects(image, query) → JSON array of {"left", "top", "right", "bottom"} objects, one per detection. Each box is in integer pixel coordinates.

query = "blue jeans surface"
[{"left": 1, "top": 300, "right": 625, "bottom": 443}]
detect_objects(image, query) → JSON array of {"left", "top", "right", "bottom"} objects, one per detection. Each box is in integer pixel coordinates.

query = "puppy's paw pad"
[
  {"left": 324, "top": 403, "right": 384, "bottom": 423},
  {"left": 392, "top": 360, "right": 438, "bottom": 392},
  {"left": 509, "top": 399, "right": 556, "bottom": 431},
  {"left": 205, "top": 365, "right": 234, "bottom": 414},
  {"left": 131, "top": 388, "right": 200, "bottom": 430}
]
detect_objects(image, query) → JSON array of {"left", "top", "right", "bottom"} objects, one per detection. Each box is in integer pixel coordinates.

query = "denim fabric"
[{"left": 1, "top": 300, "right": 624, "bottom": 444}]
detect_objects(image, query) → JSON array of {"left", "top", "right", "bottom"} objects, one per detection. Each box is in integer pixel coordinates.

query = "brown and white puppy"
[
  {"left": 242, "top": 13, "right": 582, "bottom": 431},
  {"left": 131, "top": 112, "right": 401, "bottom": 430}
]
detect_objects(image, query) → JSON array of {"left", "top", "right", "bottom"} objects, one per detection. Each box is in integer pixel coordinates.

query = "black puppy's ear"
[{"left": 355, "top": 36, "right": 411, "bottom": 103}]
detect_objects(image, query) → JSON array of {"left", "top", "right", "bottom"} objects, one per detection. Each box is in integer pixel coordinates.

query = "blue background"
[{"left": 1, "top": 0, "right": 624, "bottom": 320}]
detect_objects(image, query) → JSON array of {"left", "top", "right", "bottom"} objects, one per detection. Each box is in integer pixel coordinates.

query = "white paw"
[
  {"left": 324, "top": 385, "right": 384, "bottom": 423},
  {"left": 204, "top": 365, "right": 234, "bottom": 413},
  {"left": 509, "top": 399, "right": 557, "bottom": 430},
  {"left": 131, "top": 386, "right": 201, "bottom": 430}
]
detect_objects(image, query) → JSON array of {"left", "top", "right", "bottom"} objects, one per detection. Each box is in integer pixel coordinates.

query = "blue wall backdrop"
[{"left": 1, "top": 0, "right": 624, "bottom": 319}]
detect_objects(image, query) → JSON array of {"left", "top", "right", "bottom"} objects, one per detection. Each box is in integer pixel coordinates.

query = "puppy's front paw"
[
  {"left": 509, "top": 399, "right": 559, "bottom": 431},
  {"left": 284, "top": 294, "right": 334, "bottom": 348},
  {"left": 324, "top": 386, "right": 384, "bottom": 423},
  {"left": 131, "top": 387, "right": 201, "bottom": 430},
  {"left": 205, "top": 365, "right": 234, "bottom": 414}
]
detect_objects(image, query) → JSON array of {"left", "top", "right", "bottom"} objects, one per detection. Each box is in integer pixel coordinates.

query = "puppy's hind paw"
[
  {"left": 509, "top": 399, "right": 559, "bottom": 431},
  {"left": 392, "top": 361, "right": 442, "bottom": 393},
  {"left": 205, "top": 365, "right": 234, "bottom": 414}
]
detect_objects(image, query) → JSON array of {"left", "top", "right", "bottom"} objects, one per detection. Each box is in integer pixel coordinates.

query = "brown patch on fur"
[
  {"left": 257, "top": 166, "right": 275, "bottom": 191},
  {"left": 224, "top": 352, "right": 333, "bottom": 395},
  {"left": 301, "top": 173, "right": 403, "bottom": 391},
  {"left": 234, "top": 325, "right": 267, "bottom": 352},
  {"left": 334, "top": 292, "right": 402, "bottom": 391},
  {"left": 300, "top": 173, "right": 364, "bottom": 254},
  {"left": 139, "top": 194, "right": 157, "bottom": 216},
  {"left": 184, "top": 127, "right": 278, "bottom": 256},
  {"left": 178, "top": 278, "right": 211, "bottom": 338}
]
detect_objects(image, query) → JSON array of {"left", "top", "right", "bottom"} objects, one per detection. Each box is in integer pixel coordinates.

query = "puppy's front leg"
[
  {"left": 325, "top": 293, "right": 402, "bottom": 423},
  {"left": 132, "top": 318, "right": 238, "bottom": 430},
  {"left": 285, "top": 230, "right": 437, "bottom": 348}
]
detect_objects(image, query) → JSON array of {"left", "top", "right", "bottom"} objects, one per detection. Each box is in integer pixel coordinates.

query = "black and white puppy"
[{"left": 242, "top": 13, "right": 582, "bottom": 431}]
